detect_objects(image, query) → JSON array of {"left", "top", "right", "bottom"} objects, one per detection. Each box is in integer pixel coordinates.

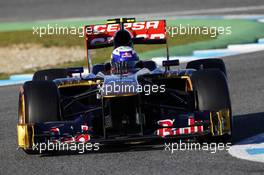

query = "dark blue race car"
[{"left": 17, "top": 18, "right": 232, "bottom": 154}]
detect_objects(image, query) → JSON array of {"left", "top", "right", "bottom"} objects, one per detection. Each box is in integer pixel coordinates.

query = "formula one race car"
[{"left": 17, "top": 18, "right": 232, "bottom": 154}]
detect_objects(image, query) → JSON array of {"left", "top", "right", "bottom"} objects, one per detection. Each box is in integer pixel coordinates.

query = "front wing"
[{"left": 17, "top": 109, "right": 231, "bottom": 151}]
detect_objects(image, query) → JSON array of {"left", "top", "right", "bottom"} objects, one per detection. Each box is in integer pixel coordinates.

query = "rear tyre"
[
  {"left": 186, "top": 58, "right": 227, "bottom": 76},
  {"left": 33, "top": 68, "right": 68, "bottom": 81},
  {"left": 191, "top": 69, "right": 232, "bottom": 143}
]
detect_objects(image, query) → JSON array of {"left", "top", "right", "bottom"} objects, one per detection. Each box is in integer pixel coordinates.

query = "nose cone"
[{"left": 101, "top": 75, "right": 139, "bottom": 97}]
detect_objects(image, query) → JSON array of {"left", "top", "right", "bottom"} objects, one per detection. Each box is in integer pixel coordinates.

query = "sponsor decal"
[
  {"left": 157, "top": 126, "right": 203, "bottom": 137},
  {"left": 85, "top": 20, "right": 166, "bottom": 48},
  {"left": 89, "top": 21, "right": 162, "bottom": 34},
  {"left": 157, "top": 119, "right": 175, "bottom": 127},
  {"left": 156, "top": 118, "right": 203, "bottom": 137}
]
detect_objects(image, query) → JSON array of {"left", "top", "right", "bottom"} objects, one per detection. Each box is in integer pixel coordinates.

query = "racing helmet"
[{"left": 111, "top": 46, "right": 139, "bottom": 74}]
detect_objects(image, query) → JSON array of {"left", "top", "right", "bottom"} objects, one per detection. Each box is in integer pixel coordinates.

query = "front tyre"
[
  {"left": 18, "top": 81, "right": 61, "bottom": 154},
  {"left": 191, "top": 69, "right": 232, "bottom": 143},
  {"left": 187, "top": 58, "right": 227, "bottom": 76}
]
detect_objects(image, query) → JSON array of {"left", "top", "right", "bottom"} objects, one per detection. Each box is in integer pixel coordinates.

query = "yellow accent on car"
[
  {"left": 209, "top": 112, "right": 214, "bottom": 136},
  {"left": 107, "top": 20, "right": 116, "bottom": 24},
  {"left": 17, "top": 124, "right": 30, "bottom": 149},
  {"left": 217, "top": 111, "right": 223, "bottom": 135},
  {"left": 18, "top": 92, "right": 26, "bottom": 124},
  {"left": 219, "top": 109, "right": 231, "bottom": 133},
  {"left": 58, "top": 80, "right": 101, "bottom": 88},
  {"left": 209, "top": 109, "right": 231, "bottom": 136},
  {"left": 181, "top": 76, "right": 193, "bottom": 91},
  {"left": 103, "top": 93, "right": 137, "bottom": 98}
]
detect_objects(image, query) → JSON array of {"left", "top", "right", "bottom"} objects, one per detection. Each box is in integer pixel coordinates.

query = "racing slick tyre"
[
  {"left": 22, "top": 81, "right": 61, "bottom": 123},
  {"left": 186, "top": 58, "right": 227, "bottom": 76},
  {"left": 19, "top": 81, "right": 61, "bottom": 154},
  {"left": 33, "top": 68, "right": 68, "bottom": 81},
  {"left": 191, "top": 69, "right": 232, "bottom": 143}
]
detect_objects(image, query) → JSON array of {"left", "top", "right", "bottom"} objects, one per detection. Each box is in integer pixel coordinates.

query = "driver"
[{"left": 111, "top": 46, "right": 139, "bottom": 74}]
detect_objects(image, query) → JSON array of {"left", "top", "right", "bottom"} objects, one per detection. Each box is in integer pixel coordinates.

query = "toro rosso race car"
[{"left": 17, "top": 18, "right": 232, "bottom": 153}]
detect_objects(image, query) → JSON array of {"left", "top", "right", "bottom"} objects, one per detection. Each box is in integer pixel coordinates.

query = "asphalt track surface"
[
  {"left": 1, "top": 51, "right": 264, "bottom": 175},
  {"left": 0, "top": 0, "right": 264, "bottom": 22}
]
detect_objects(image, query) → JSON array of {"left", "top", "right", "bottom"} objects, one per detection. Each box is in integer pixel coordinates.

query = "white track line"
[{"left": 229, "top": 133, "right": 264, "bottom": 163}]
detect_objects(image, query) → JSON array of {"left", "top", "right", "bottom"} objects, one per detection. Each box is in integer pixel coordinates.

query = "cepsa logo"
[
  {"left": 86, "top": 21, "right": 161, "bottom": 34},
  {"left": 86, "top": 20, "right": 166, "bottom": 47}
]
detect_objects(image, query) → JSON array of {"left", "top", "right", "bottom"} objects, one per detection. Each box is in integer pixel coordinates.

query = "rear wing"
[
  {"left": 84, "top": 18, "right": 167, "bottom": 72},
  {"left": 84, "top": 19, "right": 167, "bottom": 49}
]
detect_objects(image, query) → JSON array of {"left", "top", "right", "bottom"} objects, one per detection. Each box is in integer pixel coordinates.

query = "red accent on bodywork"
[
  {"left": 184, "top": 128, "right": 189, "bottom": 134},
  {"left": 157, "top": 128, "right": 173, "bottom": 137},
  {"left": 188, "top": 117, "right": 195, "bottom": 126},
  {"left": 198, "top": 126, "right": 203, "bottom": 133},
  {"left": 81, "top": 125, "right": 89, "bottom": 131},
  {"left": 190, "top": 126, "right": 195, "bottom": 134},
  {"left": 157, "top": 119, "right": 174, "bottom": 127},
  {"left": 75, "top": 134, "right": 90, "bottom": 143},
  {"left": 50, "top": 127, "right": 60, "bottom": 134}
]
